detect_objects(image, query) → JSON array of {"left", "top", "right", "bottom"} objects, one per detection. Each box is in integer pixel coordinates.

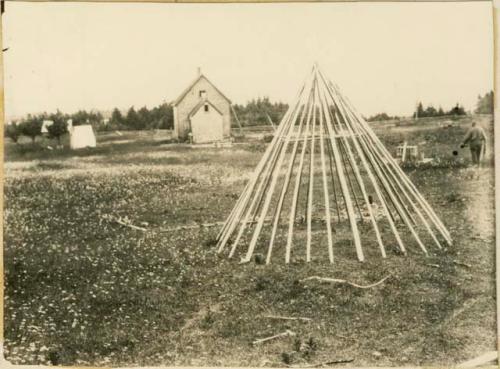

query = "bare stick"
[
  {"left": 320, "top": 79, "right": 405, "bottom": 254},
  {"left": 243, "top": 82, "right": 309, "bottom": 262},
  {"left": 319, "top": 85, "right": 386, "bottom": 256},
  {"left": 318, "top": 75, "right": 364, "bottom": 261},
  {"left": 230, "top": 104, "right": 244, "bottom": 132},
  {"left": 263, "top": 315, "right": 312, "bottom": 322},
  {"left": 317, "top": 86, "right": 334, "bottom": 263},
  {"left": 293, "top": 358, "right": 355, "bottom": 367},
  {"left": 306, "top": 76, "right": 318, "bottom": 262},
  {"left": 336, "top": 84, "right": 451, "bottom": 244},
  {"left": 252, "top": 330, "right": 296, "bottom": 345},
  {"left": 267, "top": 91, "right": 312, "bottom": 263},
  {"left": 217, "top": 75, "right": 311, "bottom": 253},
  {"left": 300, "top": 274, "right": 392, "bottom": 289},
  {"left": 453, "top": 260, "right": 472, "bottom": 268},
  {"left": 104, "top": 215, "right": 147, "bottom": 232},
  {"left": 223, "top": 87, "right": 303, "bottom": 256},
  {"left": 285, "top": 85, "right": 315, "bottom": 263}
]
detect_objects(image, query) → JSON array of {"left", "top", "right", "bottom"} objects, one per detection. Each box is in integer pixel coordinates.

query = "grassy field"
[{"left": 3, "top": 115, "right": 496, "bottom": 366}]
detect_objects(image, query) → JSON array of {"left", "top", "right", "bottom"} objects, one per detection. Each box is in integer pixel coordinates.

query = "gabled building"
[{"left": 172, "top": 70, "right": 231, "bottom": 143}]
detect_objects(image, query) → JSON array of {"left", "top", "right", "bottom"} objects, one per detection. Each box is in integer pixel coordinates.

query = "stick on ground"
[
  {"left": 294, "top": 358, "right": 355, "bottom": 367},
  {"left": 252, "top": 330, "right": 295, "bottom": 345},
  {"left": 263, "top": 315, "right": 312, "bottom": 322},
  {"left": 300, "top": 274, "right": 392, "bottom": 289}
]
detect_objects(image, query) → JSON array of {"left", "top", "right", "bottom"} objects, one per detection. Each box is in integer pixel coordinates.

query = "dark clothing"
[
  {"left": 470, "top": 145, "right": 482, "bottom": 165},
  {"left": 462, "top": 126, "right": 486, "bottom": 146},
  {"left": 462, "top": 126, "right": 486, "bottom": 166}
]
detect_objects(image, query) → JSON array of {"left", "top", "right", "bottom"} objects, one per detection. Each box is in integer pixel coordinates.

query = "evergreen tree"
[
  {"left": 475, "top": 91, "right": 493, "bottom": 114},
  {"left": 125, "top": 107, "right": 140, "bottom": 130},
  {"left": 110, "top": 108, "right": 124, "bottom": 127}
]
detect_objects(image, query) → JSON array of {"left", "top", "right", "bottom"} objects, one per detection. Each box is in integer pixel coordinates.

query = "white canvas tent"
[
  {"left": 69, "top": 124, "right": 96, "bottom": 149},
  {"left": 41, "top": 120, "right": 54, "bottom": 134},
  {"left": 216, "top": 65, "right": 451, "bottom": 264}
]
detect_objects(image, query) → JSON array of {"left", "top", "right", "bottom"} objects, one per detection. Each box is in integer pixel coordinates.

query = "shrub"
[
  {"left": 262, "top": 134, "right": 274, "bottom": 143},
  {"left": 4, "top": 122, "right": 21, "bottom": 143},
  {"left": 19, "top": 116, "right": 43, "bottom": 143}
]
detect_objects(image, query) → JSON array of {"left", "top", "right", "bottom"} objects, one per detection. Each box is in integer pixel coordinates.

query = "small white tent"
[
  {"left": 70, "top": 125, "right": 96, "bottom": 149},
  {"left": 41, "top": 120, "right": 54, "bottom": 134}
]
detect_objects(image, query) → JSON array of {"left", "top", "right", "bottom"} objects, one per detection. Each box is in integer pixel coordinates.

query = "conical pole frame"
[{"left": 217, "top": 65, "right": 452, "bottom": 264}]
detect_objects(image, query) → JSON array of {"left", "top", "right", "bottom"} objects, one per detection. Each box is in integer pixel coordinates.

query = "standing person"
[{"left": 460, "top": 122, "right": 487, "bottom": 167}]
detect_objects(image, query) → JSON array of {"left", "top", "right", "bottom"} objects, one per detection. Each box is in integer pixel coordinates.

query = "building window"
[
  {"left": 204, "top": 104, "right": 209, "bottom": 112},
  {"left": 199, "top": 90, "right": 207, "bottom": 98}
]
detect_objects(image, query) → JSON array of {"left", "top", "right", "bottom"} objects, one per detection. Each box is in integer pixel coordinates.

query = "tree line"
[
  {"left": 412, "top": 102, "right": 466, "bottom": 118},
  {"left": 5, "top": 92, "right": 493, "bottom": 144},
  {"left": 4, "top": 103, "right": 175, "bottom": 144},
  {"left": 475, "top": 91, "right": 493, "bottom": 114},
  {"left": 5, "top": 97, "right": 289, "bottom": 144},
  {"left": 232, "top": 97, "right": 289, "bottom": 127}
]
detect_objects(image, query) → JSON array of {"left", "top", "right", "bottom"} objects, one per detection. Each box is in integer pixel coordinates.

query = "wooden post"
[
  {"left": 230, "top": 105, "right": 244, "bottom": 133},
  {"left": 266, "top": 113, "right": 277, "bottom": 131}
]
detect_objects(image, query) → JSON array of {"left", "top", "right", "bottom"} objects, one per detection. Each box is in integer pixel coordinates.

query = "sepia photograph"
[{"left": 2, "top": 1, "right": 497, "bottom": 367}]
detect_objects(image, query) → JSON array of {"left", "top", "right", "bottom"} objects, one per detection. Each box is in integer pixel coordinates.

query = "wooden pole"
[
  {"left": 217, "top": 81, "right": 307, "bottom": 254},
  {"left": 266, "top": 91, "right": 312, "bottom": 263},
  {"left": 230, "top": 104, "right": 244, "bottom": 133},
  {"left": 229, "top": 98, "right": 302, "bottom": 258},
  {"left": 317, "top": 76, "right": 386, "bottom": 256},
  {"left": 332, "top": 80, "right": 450, "bottom": 245},
  {"left": 317, "top": 74, "right": 364, "bottom": 262},
  {"left": 285, "top": 82, "right": 316, "bottom": 263},
  {"left": 317, "top": 85, "right": 334, "bottom": 263},
  {"left": 324, "top": 80, "right": 428, "bottom": 255},
  {"left": 401, "top": 141, "right": 407, "bottom": 163},
  {"left": 333, "top": 82, "right": 451, "bottom": 245},
  {"left": 242, "top": 80, "right": 311, "bottom": 263},
  {"left": 325, "top": 129, "right": 342, "bottom": 223},
  {"left": 305, "top": 76, "right": 318, "bottom": 262},
  {"left": 317, "top": 70, "right": 404, "bottom": 255},
  {"left": 266, "top": 113, "right": 277, "bottom": 131}
]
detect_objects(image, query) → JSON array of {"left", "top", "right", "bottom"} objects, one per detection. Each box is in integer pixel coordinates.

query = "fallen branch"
[
  {"left": 114, "top": 218, "right": 147, "bottom": 232},
  {"left": 300, "top": 274, "right": 391, "bottom": 289},
  {"left": 294, "top": 358, "right": 355, "bottom": 367},
  {"left": 453, "top": 260, "right": 472, "bottom": 269},
  {"left": 159, "top": 222, "right": 224, "bottom": 233},
  {"left": 263, "top": 315, "right": 312, "bottom": 322},
  {"left": 252, "top": 330, "right": 295, "bottom": 345},
  {"left": 428, "top": 263, "right": 440, "bottom": 268},
  {"left": 102, "top": 215, "right": 147, "bottom": 232}
]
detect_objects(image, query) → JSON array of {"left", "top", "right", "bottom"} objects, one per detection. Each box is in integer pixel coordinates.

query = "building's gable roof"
[
  {"left": 189, "top": 99, "right": 223, "bottom": 118},
  {"left": 172, "top": 74, "right": 231, "bottom": 106}
]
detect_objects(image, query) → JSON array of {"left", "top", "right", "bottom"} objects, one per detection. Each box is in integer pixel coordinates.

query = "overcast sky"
[{"left": 3, "top": 2, "right": 493, "bottom": 120}]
